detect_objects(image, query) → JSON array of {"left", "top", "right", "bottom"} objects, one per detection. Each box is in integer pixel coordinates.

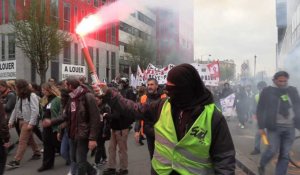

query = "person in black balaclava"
[
  {"left": 166, "top": 64, "right": 214, "bottom": 110},
  {"left": 165, "top": 64, "right": 222, "bottom": 141},
  {"left": 94, "top": 63, "right": 236, "bottom": 175}
]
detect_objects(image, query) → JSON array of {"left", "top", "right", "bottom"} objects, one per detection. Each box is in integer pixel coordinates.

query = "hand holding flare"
[
  {"left": 76, "top": 15, "right": 104, "bottom": 95},
  {"left": 260, "top": 129, "right": 269, "bottom": 145}
]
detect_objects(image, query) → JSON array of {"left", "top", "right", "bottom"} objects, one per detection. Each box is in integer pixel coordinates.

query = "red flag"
[{"left": 207, "top": 61, "right": 220, "bottom": 79}]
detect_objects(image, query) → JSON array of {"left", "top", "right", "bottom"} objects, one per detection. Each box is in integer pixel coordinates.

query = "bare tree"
[
  {"left": 126, "top": 36, "right": 156, "bottom": 72},
  {"left": 220, "top": 65, "right": 236, "bottom": 81},
  {"left": 11, "top": 1, "right": 71, "bottom": 83}
]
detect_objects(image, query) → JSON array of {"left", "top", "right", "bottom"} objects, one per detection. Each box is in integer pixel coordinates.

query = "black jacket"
[
  {"left": 220, "top": 88, "right": 233, "bottom": 99},
  {"left": 0, "top": 102, "right": 9, "bottom": 144},
  {"left": 134, "top": 91, "right": 164, "bottom": 137},
  {"left": 257, "top": 86, "right": 300, "bottom": 130},
  {"left": 234, "top": 89, "right": 252, "bottom": 116},
  {"left": 1, "top": 91, "right": 16, "bottom": 116},
  {"left": 98, "top": 104, "right": 111, "bottom": 141},
  {"left": 106, "top": 88, "right": 236, "bottom": 175},
  {"left": 109, "top": 87, "right": 136, "bottom": 131},
  {"left": 110, "top": 109, "right": 133, "bottom": 130}
]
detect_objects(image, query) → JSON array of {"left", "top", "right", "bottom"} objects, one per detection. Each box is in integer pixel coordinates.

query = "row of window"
[
  {"left": 292, "top": 4, "right": 300, "bottom": 34},
  {"left": 180, "top": 38, "right": 191, "bottom": 49},
  {"left": 119, "top": 63, "right": 130, "bottom": 76},
  {"left": 0, "top": 34, "right": 15, "bottom": 61},
  {"left": 281, "top": 4, "right": 300, "bottom": 54},
  {"left": 119, "top": 41, "right": 129, "bottom": 52},
  {"left": 119, "top": 22, "right": 151, "bottom": 40},
  {"left": 1, "top": 1, "right": 117, "bottom": 44},
  {"left": 49, "top": 1, "right": 117, "bottom": 43},
  {"left": 94, "top": 0, "right": 109, "bottom": 7},
  {"left": 50, "top": 0, "right": 108, "bottom": 15},
  {"left": 137, "top": 12, "right": 155, "bottom": 27},
  {"left": 0, "top": 41, "right": 115, "bottom": 82},
  {"left": 1, "top": 0, "right": 4, "bottom": 24},
  {"left": 291, "top": 4, "right": 300, "bottom": 47},
  {"left": 0, "top": 0, "right": 16, "bottom": 24}
]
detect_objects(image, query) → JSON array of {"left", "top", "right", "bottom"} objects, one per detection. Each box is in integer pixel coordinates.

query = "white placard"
[
  {"left": 132, "top": 64, "right": 175, "bottom": 86},
  {"left": 191, "top": 62, "right": 220, "bottom": 86},
  {"left": 0, "top": 60, "right": 16, "bottom": 80},
  {"left": 220, "top": 93, "right": 236, "bottom": 116},
  {"left": 62, "top": 64, "right": 86, "bottom": 79}
]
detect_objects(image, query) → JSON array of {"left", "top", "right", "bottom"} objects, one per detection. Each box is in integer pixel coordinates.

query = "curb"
[{"left": 236, "top": 150, "right": 258, "bottom": 175}]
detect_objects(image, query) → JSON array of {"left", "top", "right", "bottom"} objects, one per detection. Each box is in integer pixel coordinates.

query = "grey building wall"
[
  {"left": 0, "top": 24, "right": 119, "bottom": 84},
  {"left": 119, "top": 9, "right": 156, "bottom": 77}
]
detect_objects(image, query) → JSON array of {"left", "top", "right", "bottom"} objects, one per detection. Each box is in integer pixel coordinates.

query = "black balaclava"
[{"left": 166, "top": 63, "right": 214, "bottom": 109}]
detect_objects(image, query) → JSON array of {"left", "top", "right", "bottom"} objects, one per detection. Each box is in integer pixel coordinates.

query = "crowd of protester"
[
  {"left": 0, "top": 76, "right": 164, "bottom": 175},
  {"left": 0, "top": 67, "right": 298, "bottom": 175}
]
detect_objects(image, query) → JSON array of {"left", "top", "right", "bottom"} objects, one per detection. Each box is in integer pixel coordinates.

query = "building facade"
[
  {"left": 277, "top": 0, "right": 300, "bottom": 70},
  {"left": 0, "top": 0, "right": 119, "bottom": 83},
  {"left": 156, "top": 1, "right": 194, "bottom": 66},
  {"left": 118, "top": 8, "right": 156, "bottom": 77},
  {"left": 276, "top": 0, "right": 300, "bottom": 86}
]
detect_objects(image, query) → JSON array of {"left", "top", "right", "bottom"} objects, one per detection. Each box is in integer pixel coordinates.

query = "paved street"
[
  {"left": 4, "top": 125, "right": 247, "bottom": 175},
  {"left": 5, "top": 128, "right": 150, "bottom": 175},
  {"left": 228, "top": 117, "right": 300, "bottom": 175},
  {"left": 6, "top": 118, "right": 300, "bottom": 175}
]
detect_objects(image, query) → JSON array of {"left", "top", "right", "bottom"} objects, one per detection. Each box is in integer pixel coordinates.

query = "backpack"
[
  {"left": 100, "top": 104, "right": 111, "bottom": 141},
  {"left": 102, "top": 117, "right": 111, "bottom": 141}
]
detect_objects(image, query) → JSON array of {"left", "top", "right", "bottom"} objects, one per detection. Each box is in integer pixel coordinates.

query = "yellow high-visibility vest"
[{"left": 152, "top": 100, "right": 215, "bottom": 175}]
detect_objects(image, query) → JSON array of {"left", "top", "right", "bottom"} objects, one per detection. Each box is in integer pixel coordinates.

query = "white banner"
[
  {"left": 130, "top": 73, "right": 137, "bottom": 88},
  {"left": 143, "top": 64, "right": 175, "bottom": 85},
  {"left": 131, "top": 63, "right": 219, "bottom": 86},
  {"left": 0, "top": 60, "right": 16, "bottom": 80},
  {"left": 136, "top": 65, "right": 145, "bottom": 86},
  {"left": 191, "top": 62, "right": 220, "bottom": 86},
  {"left": 220, "top": 93, "right": 236, "bottom": 116},
  {"left": 131, "top": 64, "right": 175, "bottom": 86},
  {"left": 62, "top": 64, "right": 86, "bottom": 79}
]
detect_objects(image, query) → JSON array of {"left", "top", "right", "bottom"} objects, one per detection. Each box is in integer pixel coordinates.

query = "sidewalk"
[{"left": 228, "top": 118, "right": 300, "bottom": 175}]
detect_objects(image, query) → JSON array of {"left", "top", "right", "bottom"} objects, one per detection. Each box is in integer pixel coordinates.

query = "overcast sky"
[{"left": 194, "top": 0, "right": 277, "bottom": 76}]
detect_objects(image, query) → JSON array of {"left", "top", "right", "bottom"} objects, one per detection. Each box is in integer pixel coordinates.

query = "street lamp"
[{"left": 254, "top": 55, "right": 257, "bottom": 77}]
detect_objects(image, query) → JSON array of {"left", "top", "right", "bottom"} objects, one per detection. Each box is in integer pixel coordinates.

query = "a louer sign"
[
  {"left": 0, "top": 60, "right": 16, "bottom": 80},
  {"left": 62, "top": 64, "right": 86, "bottom": 79}
]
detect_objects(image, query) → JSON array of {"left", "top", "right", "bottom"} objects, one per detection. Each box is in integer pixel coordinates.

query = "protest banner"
[
  {"left": 191, "top": 61, "right": 220, "bottom": 86},
  {"left": 143, "top": 64, "right": 175, "bottom": 84},
  {"left": 131, "top": 64, "right": 175, "bottom": 86},
  {"left": 131, "top": 63, "right": 220, "bottom": 86}
]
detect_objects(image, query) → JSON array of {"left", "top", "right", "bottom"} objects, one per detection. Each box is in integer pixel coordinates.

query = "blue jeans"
[
  {"left": 260, "top": 126, "right": 295, "bottom": 175},
  {"left": 69, "top": 139, "right": 96, "bottom": 175},
  {"left": 61, "top": 132, "right": 70, "bottom": 162},
  {"left": 61, "top": 132, "right": 76, "bottom": 174}
]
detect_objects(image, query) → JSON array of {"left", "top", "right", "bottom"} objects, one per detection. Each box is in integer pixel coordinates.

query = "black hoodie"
[{"left": 0, "top": 102, "right": 9, "bottom": 144}]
